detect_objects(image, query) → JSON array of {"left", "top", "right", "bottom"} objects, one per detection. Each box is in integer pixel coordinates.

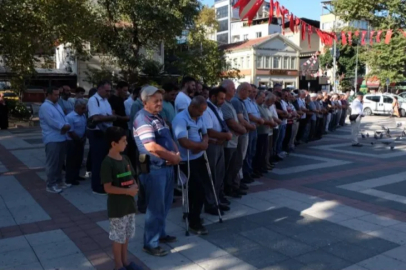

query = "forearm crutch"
[{"left": 200, "top": 131, "right": 223, "bottom": 223}]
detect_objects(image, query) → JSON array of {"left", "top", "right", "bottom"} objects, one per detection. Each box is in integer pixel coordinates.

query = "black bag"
[{"left": 349, "top": 114, "right": 359, "bottom": 122}]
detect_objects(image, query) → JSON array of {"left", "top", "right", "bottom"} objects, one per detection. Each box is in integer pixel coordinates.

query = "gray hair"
[
  {"left": 256, "top": 90, "right": 266, "bottom": 99},
  {"left": 237, "top": 82, "right": 251, "bottom": 94},
  {"left": 74, "top": 98, "right": 87, "bottom": 107},
  {"left": 265, "top": 92, "right": 275, "bottom": 101},
  {"left": 190, "top": 95, "right": 207, "bottom": 107}
]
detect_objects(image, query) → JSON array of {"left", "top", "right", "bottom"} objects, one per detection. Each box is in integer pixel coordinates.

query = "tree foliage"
[
  {"left": 333, "top": 0, "right": 406, "bottom": 83},
  {"left": 166, "top": 6, "right": 239, "bottom": 85}
]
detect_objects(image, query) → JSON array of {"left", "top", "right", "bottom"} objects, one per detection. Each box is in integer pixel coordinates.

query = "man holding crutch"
[
  {"left": 202, "top": 87, "right": 233, "bottom": 215},
  {"left": 133, "top": 86, "right": 181, "bottom": 256},
  {"left": 172, "top": 96, "right": 210, "bottom": 235}
]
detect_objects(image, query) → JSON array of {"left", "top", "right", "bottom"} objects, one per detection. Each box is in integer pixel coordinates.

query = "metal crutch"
[
  {"left": 178, "top": 164, "right": 189, "bottom": 236},
  {"left": 200, "top": 131, "right": 223, "bottom": 223}
]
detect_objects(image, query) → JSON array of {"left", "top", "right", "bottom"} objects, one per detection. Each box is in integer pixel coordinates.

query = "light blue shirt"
[
  {"left": 130, "top": 98, "right": 144, "bottom": 130},
  {"left": 202, "top": 100, "right": 223, "bottom": 133},
  {"left": 124, "top": 96, "right": 135, "bottom": 130},
  {"left": 161, "top": 101, "right": 176, "bottom": 125},
  {"left": 39, "top": 100, "right": 69, "bottom": 144},
  {"left": 58, "top": 98, "right": 74, "bottom": 115},
  {"left": 174, "top": 91, "right": 191, "bottom": 113},
  {"left": 244, "top": 98, "right": 261, "bottom": 123},
  {"left": 66, "top": 111, "right": 87, "bottom": 140},
  {"left": 172, "top": 109, "right": 207, "bottom": 161}
]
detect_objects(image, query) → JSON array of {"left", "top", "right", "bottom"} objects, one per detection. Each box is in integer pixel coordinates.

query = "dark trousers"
[
  {"left": 309, "top": 120, "right": 317, "bottom": 141},
  {"left": 283, "top": 124, "right": 292, "bottom": 151},
  {"left": 271, "top": 129, "right": 279, "bottom": 161},
  {"left": 243, "top": 130, "right": 257, "bottom": 177},
  {"left": 253, "top": 134, "right": 269, "bottom": 172},
  {"left": 65, "top": 140, "right": 85, "bottom": 183},
  {"left": 126, "top": 130, "right": 137, "bottom": 169},
  {"left": 204, "top": 144, "right": 224, "bottom": 209},
  {"left": 180, "top": 156, "right": 208, "bottom": 226},
  {"left": 86, "top": 148, "right": 92, "bottom": 172},
  {"left": 224, "top": 147, "right": 238, "bottom": 193},
  {"left": 340, "top": 109, "right": 347, "bottom": 126},
  {"left": 296, "top": 119, "right": 307, "bottom": 142},
  {"left": 88, "top": 130, "right": 108, "bottom": 193}
]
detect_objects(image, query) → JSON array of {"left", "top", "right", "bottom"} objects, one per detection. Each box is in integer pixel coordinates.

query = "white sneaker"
[
  {"left": 46, "top": 186, "right": 63, "bottom": 193},
  {"left": 60, "top": 182, "right": 72, "bottom": 189},
  {"left": 85, "top": 171, "right": 92, "bottom": 178}
]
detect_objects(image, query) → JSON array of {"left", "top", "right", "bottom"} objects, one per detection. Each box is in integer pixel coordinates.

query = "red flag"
[
  {"left": 234, "top": 0, "right": 251, "bottom": 16},
  {"left": 295, "top": 17, "right": 301, "bottom": 33},
  {"left": 242, "top": 0, "right": 264, "bottom": 24},
  {"left": 361, "top": 31, "right": 367, "bottom": 45},
  {"left": 268, "top": 0, "right": 274, "bottom": 24},
  {"left": 275, "top": 1, "right": 280, "bottom": 17},
  {"left": 341, "top": 31, "right": 347, "bottom": 45},
  {"left": 370, "top": 31, "right": 375, "bottom": 45},
  {"left": 301, "top": 22, "right": 306, "bottom": 41},
  {"left": 376, "top": 30, "right": 383, "bottom": 43},
  {"left": 400, "top": 29, "right": 406, "bottom": 38},
  {"left": 385, "top": 29, "right": 393, "bottom": 44},
  {"left": 308, "top": 24, "right": 313, "bottom": 48},
  {"left": 280, "top": 6, "right": 286, "bottom": 34},
  {"left": 354, "top": 30, "right": 359, "bottom": 37},
  {"left": 289, "top": 13, "right": 294, "bottom": 32},
  {"left": 347, "top": 31, "right": 352, "bottom": 44}
]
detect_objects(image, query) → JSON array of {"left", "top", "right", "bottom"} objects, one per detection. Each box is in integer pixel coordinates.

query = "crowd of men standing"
[{"left": 38, "top": 78, "right": 351, "bottom": 257}]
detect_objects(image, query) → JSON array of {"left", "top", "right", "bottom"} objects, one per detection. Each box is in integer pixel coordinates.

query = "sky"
[{"left": 201, "top": 0, "right": 322, "bottom": 21}]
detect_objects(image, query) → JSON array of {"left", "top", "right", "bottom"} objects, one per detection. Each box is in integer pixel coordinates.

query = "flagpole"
[
  {"left": 332, "top": 13, "right": 337, "bottom": 93},
  {"left": 354, "top": 42, "right": 359, "bottom": 92}
]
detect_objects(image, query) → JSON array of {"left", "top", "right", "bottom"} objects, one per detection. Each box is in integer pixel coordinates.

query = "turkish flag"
[
  {"left": 370, "top": 31, "right": 375, "bottom": 45},
  {"left": 268, "top": 0, "right": 274, "bottom": 24},
  {"left": 341, "top": 31, "right": 347, "bottom": 45},
  {"left": 308, "top": 24, "right": 313, "bottom": 48},
  {"left": 301, "top": 23, "right": 306, "bottom": 41},
  {"left": 295, "top": 17, "right": 301, "bottom": 32},
  {"left": 240, "top": 0, "right": 264, "bottom": 23},
  {"left": 354, "top": 30, "right": 359, "bottom": 37},
  {"left": 347, "top": 31, "right": 352, "bottom": 44},
  {"left": 233, "top": 0, "right": 252, "bottom": 16},
  {"left": 289, "top": 13, "right": 295, "bottom": 32},
  {"left": 361, "top": 31, "right": 367, "bottom": 45},
  {"left": 385, "top": 30, "right": 393, "bottom": 44},
  {"left": 275, "top": 1, "right": 281, "bottom": 17},
  {"left": 376, "top": 30, "right": 383, "bottom": 43}
]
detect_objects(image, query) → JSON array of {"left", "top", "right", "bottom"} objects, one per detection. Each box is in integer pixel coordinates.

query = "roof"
[
  {"left": 283, "top": 17, "right": 320, "bottom": 29},
  {"left": 219, "top": 33, "right": 301, "bottom": 52}
]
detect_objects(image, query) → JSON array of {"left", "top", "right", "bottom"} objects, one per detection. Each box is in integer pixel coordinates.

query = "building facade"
[{"left": 222, "top": 34, "right": 301, "bottom": 88}]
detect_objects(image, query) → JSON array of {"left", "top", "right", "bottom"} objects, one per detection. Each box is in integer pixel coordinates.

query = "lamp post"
[{"left": 354, "top": 42, "right": 359, "bottom": 92}]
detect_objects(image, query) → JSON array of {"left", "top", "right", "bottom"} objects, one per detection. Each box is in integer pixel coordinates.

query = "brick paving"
[{"left": 2, "top": 116, "right": 406, "bottom": 269}]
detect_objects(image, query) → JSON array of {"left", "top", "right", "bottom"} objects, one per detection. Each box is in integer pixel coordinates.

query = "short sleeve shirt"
[
  {"left": 161, "top": 101, "right": 176, "bottom": 125},
  {"left": 87, "top": 93, "right": 113, "bottom": 130},
  {"left": 257, "top": 105, "right": 270, "bottom": 135},
  {"left": 66, "top": 111, "right": 86, "bottom": 140},
  {"left": 172, "top": 109, "right": 207, "bottom": 161},
  {"left": 174, "top": 91, "right": 191, "bottom": 114},
  {"left": 244, "top": 98, "right": 261, "bottom": 123},
  {"left": 133, "top": 109, "right": 175, "bottom": 167},
  {"left": 108, "top": 95, "right": 128, "bottom": 130},
  {"left": 221, "top": 100, "right": 239, "bottom": 148},
  {"left": 100, "top": 155, "right": 136, "bottom": 218},
  {"left": 231, "top": 97, "right": 249, "bottom": 137}
]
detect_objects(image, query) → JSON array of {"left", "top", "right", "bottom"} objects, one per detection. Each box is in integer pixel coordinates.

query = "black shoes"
[
  {"left": 143, "top": 246, "right": 168, "bottom": 257},
  {"left": 352, "top": 143, "right": 363, "bottom": 147},
  {"left": 159, "top": 235, "right": 177, "bottom": 243},
  {"left": 220, "top": 197, "right": 231, "bottom": 205},
  {"left": 242, "top": 175, "right": 254, "bottom": 184},
  {"left": 204, "top": 208, "right": 224, "bottom": 216},
  {"left": 189, "top": 224, "right": 208, "bottom": 235},
  {"left": 78, "top": 176, "right": 86, "bottom": 181},
  {"left": 225, "top": 190, "right": 242, "bottom": 199},
  {"left": 240, "top": 183, "right": 249, "bottom": 190},
  {"left": 219, "top": 204, "right": 230, "bottom": 211}
]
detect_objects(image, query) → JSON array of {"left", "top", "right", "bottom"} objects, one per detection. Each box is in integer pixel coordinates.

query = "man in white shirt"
[
  {"left": 174, "top": 76, "right": 196, "bottom": 113},
  {"left": 350, "top": 92, "right": 364, "bottom": 147},
  {"left": 87, "top": 80, "right": 117, "bottom": 194}
]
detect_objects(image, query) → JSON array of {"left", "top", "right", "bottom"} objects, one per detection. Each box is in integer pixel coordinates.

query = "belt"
[{"left": 209, "top": 140, "right": 224, "bottom": 145}]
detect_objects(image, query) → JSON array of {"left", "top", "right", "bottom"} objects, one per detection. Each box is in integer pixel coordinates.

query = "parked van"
[{"left": 363, "top": 94, "right": 406, "bottom": 116}]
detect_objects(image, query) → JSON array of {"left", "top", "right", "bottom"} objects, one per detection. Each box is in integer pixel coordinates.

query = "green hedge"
[{"left": 6, "top": 100, "right": 32, "bottom": 119}]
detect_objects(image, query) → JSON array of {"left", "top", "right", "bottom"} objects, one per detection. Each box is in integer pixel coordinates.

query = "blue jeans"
[
  {"left": 139, "top": 166, "right": 174, "bottom": 249},
  {"left": 276, "top": 124, "right": 286, "bottom": 154},
  {"left": 243, "top": 130, "right": 257, "bottom": 177}
]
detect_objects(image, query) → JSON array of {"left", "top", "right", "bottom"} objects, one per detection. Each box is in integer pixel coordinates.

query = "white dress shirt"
[{"left": 350, "top": 99, "right": 363, "bottom": 115}]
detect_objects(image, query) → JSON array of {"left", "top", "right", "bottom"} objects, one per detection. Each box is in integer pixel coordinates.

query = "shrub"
[{"left": 6, "top": 100, "right": 32, "bottom": 119}]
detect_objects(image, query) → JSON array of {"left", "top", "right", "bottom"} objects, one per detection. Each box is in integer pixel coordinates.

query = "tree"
[
  {"left": 166, "top": 6, "right": 239, "bottom": 85},
  {"left": 94, "top": 0, "right": 199, "bottom": 78},
  {"left": 333, "top": 0, "right": 406, "bottom": 84},
  {"left": 0, "top": 0, "right": 99, "bottom": 94}
]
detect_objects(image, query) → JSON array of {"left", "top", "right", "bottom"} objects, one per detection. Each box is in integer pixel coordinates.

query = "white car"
[{"left": 363, "top": 94, "right": 406, "bottom": 117}]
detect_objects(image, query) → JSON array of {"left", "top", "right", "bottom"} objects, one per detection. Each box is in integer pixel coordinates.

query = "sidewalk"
[{"left": 2, "top": 116, "right": 406, "bottom": 270}]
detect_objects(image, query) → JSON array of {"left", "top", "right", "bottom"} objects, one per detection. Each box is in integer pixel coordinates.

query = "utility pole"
[
  {"left": 332, "top": 14, "right": 337, "bottom": 93},
  {"left": 354, "top": 42, "right": 359, "bottom": 92}
]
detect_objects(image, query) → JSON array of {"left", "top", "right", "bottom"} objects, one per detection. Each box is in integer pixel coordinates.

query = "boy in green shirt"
[{"left": 101, "top": 127, "right": 140, "bottom": 270}]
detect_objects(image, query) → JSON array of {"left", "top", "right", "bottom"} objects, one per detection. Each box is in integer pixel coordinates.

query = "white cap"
[
  {"left": 140, "top": 86, "right": 164, "bottom": 102},
  {"left": 310, "top": 93, "right": 317, "bottom": 98}
]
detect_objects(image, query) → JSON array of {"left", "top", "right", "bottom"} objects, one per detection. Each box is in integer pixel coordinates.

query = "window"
[
  {"left": 256, "top": 32, "right": 262, "bottom": 38},
  {"left": 283, "top": 57, "right": 289, "bottom": 69},
  {"left": 264, "top": 56, "right": 270, "bottom": 68},
  {"left": 243, "top": 34, "right": 248, "bottom": 40},
  {"left": 217, "top": 33, "right": 228, "bottom": 44},
  {"left": 256, "top": 56, "right": 262, "bottom": 68},
  {"left": 247, "top": 56, "right": 251, "bottom": 67},
  {"left": 291, "top": 57, "right": 297, "bottom": 69},
  {"left": 233, "top": 58, "right": 238, "bottom": 68},
  {"left": 383, "top": 96, "right": 393, "bottom": 104},
  {"left": 241, "top": 57, "right": 244, "bottom": 69},
  {"left": 273, "top": 56, "right": 280, "bottom": 69},
  {"left": 218, "top": 20, "right": 228, "bottom": 32},
  {"left": 216, "top": 6, "right": 228, "bottom": 19},
  {"left": 366, "top": 96, "right": 380, "bottom": 103}
]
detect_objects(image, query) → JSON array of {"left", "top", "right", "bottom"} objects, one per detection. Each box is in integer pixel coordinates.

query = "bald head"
[
  {"left": 236, "top": 82, "right": 250, "bottom": 100},
  {"left": 190, "top": 95, "right": 207, "bottom": 107},
  {"left": 188, "top": 95, "right": 207, "bottom": 118}
]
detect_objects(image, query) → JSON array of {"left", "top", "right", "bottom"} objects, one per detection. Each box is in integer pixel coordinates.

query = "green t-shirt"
[{"left": 101, "top": 155, "right": 137, "bottom": 218}]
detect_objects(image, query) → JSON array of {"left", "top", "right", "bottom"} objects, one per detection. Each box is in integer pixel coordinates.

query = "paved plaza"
[{"left": 2, "top": 116, "right": 406, "bottom": 269}]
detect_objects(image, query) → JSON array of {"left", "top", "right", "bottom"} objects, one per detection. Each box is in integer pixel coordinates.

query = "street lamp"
[{"left": 322, "top": 1, "right": 337, "bottom": 92}]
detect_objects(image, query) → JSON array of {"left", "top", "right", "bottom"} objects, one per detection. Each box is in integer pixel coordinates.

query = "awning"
[{"left": 366, "top": 76, "right": 380, "bottom": 87}]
